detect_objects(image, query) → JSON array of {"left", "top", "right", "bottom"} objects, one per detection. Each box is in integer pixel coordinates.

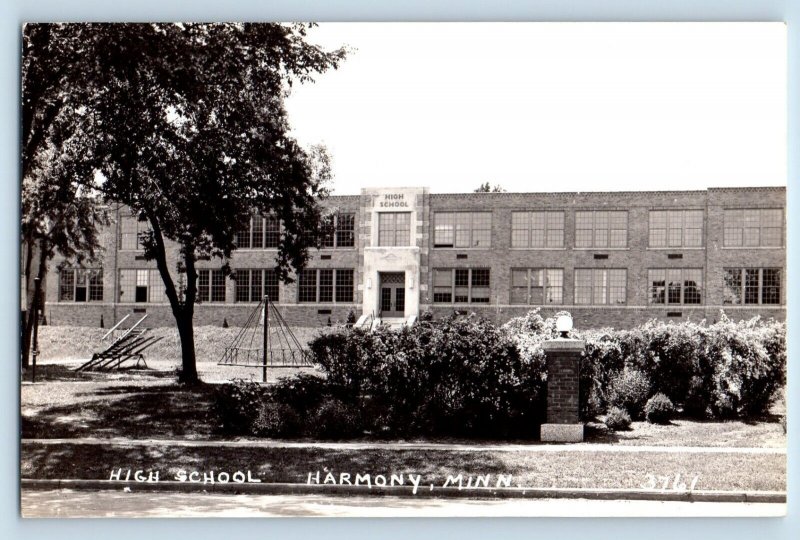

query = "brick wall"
[
  {"left": 544, "top": 348, "right": 582, "bottom": 424},
  {"left": 42, "top": 187, "right": 786, "bottom": 329}
]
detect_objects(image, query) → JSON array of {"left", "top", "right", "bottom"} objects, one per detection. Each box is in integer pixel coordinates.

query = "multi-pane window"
[
  {"left": 378, "top": 212, "right": 411, "bottom": 247},
  {"left": 649, "top": 210, "right": 704, "bottom": 247},
  {"left": 319, "top": 213, "right": 357, "bottom": 249},
  {"left": 119, "top": 215, "right": 149, "bottom": 250},
  {"left": 575, "top": 211, "right": 628, "bottom": 248},
  {"left": 59, "top": 269, "right": 103, "bottom": 302},
  {"left": 236, "top": 215, "right": 280, "bottom": 249},
  {"left": 648, "top": 269, "right": 703, "bottom": 305},
  {"left": 511, "top": 212, "right": 564, "bottom": 248},
  {"left": 297, "top": 269, "right": 354, "bottom": 303},
  {"left": 510, "top": 268, "right": 564, "bottom": 304},
  {"left": 198, "top": 269, "right": 226, "bottom": 303},
  {"left": 432, "top": 268, "right": 491, "bottom": 303},
  {"left": 234, "top": 269, "right": 279, "bottom": 302},
  {"left": 119, "top": 269, "right": 167, "bottom": 303},
  {"left": 723, "top": 268, "right": 782, "bottom": 305},
  {"left": 433, "top": 212, "right": 492, "bottom": 248},
  {"left": 574, "top": 269, "right": 627, "bottom": 305},
  {"left": 723, "top": 209, "right": 783, "bottom": 247},
  {"left": 335, "top": 213, "right": 356, "bottom": 248}
]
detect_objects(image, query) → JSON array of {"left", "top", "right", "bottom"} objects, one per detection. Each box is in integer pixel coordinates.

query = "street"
[{"left": 21, "top": 489, "right": 787, "bottom": 518}]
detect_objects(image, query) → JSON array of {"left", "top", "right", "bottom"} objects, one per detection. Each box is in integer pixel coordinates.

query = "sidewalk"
[{"left": 21, "top": 436, "right": 788, "bottom": 454}]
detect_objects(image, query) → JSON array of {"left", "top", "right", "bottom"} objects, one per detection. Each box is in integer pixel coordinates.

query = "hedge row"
[{"left": 212, "top": 310, "right": 785, "bottom": 439}]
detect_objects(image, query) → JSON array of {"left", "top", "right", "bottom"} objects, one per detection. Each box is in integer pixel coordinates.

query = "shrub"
[
  {"left": 604, "top": 406, "right": 632, "bottom": 431},
  {"left": 309, "top": 398, "right": 363, "bottom": 439},
  {"left": 308, "top": 314, "right": 545, "bottom": 438},
  {"left": 607, "top": 367, "right": 651, "bottom": 420},
  {"left": 212, "top": 379, "right": 267, "bottom": 434},
  {"left": 270, "top": 373, "right": 336, "bottom": 414},
  {"left": 252, "top": 400, "right": 302, "bottom": 437},
  {"left": 645, "top": 393, "right": 674, "bottom": 424}
]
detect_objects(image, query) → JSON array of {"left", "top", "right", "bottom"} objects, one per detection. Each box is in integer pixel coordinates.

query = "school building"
[{"left": 44, "top": 186, "right": 786, "bottom": 330}]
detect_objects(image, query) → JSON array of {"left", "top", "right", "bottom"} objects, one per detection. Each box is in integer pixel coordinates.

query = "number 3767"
[{"left": 641, "top": 473, "right": 700, "bottom": 491}]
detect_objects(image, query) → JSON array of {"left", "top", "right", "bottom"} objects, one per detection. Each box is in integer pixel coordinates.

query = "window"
[
  {"left": 119, "top": 269, "right": 166, "bottom": 303},
  {"left": 723, "top": 268, "right": 782, "bottom": 305},
  {"left": 318, "top": 213, "right": 356, "bottom": 249},
  {"left": 510, "top": 268, "right": 564, "bottom": 304},
  {"left": 335, "top": 213, "right": 356, "bottom": 248},
  {"left": 431, "top": 268, "right": 491, "bottom": 303},
  {"left": 433, "top": 212, "right": 492, "bottom": 248},
  {"left": 378, "top": 212, "right": 411, "bottom": 247},
  {"left": 575, "top": 211, "right": 628, "bottom": 248},
  {"left": 648, "top": 269, "right": 703, "bottom": 305},
  {"left": 236, "top": 215, "right": 281, "bottom": 249},
  {"left": 649, "top": 210, "right": 704, "bottom": 247},
  {"left": 59, "top": 269, "right": 103, "bottom": 302},
  {"left": 197, "top": 269, "right": 226, "bottom": 303},
  {"left": 511, "top": 212, "right": 564, "bottom": 248},
  {"left": 723, "top": 209, "right": 783, "bottom": 247},
  {"left": 119, "top": 215, "right": 149, "bottom": 250},
  {"left": 574, "top": 269, "right": 627, "bottom": 305},
  {"left": 235, "top": 269, "right": 279, "bottom": 302},
  {"left": 297, "top": 269, "right": 354, "bottom": 303}
]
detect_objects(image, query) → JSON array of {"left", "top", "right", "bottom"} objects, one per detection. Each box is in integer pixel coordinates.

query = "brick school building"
[{"left": 44, "top": 186, "right": 786, "bottom": 329}]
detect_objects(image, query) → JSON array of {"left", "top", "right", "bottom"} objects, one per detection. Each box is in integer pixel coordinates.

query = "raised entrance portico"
[{"left": 361, "top": 187, "right": 427, "bottom": 322}]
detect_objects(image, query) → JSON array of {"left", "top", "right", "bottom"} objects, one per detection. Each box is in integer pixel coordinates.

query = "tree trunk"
[
  {"left": 176, "top": 311, "right": 198, "bottom": 384},
  {"left": 21, "top": 239, "right": 46, "bottom": 369}
]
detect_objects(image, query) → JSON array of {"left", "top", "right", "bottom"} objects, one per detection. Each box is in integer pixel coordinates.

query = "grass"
[
  {"left": 20, "top": 442, "right": 786, "bottom": 492},
  {"left": 33, "top": 324, "right": 332, "bottom": 363},
  {"left": 21, "top": 365, "right": 786, "bottom": 449}
]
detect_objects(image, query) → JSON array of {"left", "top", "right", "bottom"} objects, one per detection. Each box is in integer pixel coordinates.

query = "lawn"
[
  {"left": 20, "top": 442, "right": 786, "bottom": 492},
  {"left": 21, "top": 365, "right": 787, "bottom": 448}
]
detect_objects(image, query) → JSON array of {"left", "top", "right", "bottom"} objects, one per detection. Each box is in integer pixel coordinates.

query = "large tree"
[
  {"left": 75, "top": 23, "right": 345, "bottom": 383},
  {"left": 21, "top": 25, "right": 109, "bottom": 368}
]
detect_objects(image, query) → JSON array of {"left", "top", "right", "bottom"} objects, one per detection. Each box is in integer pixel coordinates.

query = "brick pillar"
[{"left": 540, "top": 338, "right": 585, "bottom": 442}]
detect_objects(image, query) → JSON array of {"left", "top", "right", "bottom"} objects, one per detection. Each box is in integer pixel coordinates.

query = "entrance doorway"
[{"left": 379, "top": 272, "right": 405, "bottom": 318}]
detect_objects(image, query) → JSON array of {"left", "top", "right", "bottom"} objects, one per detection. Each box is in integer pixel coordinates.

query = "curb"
[{"left": 21, "top": 479, "right": 787, "bottom": 504}]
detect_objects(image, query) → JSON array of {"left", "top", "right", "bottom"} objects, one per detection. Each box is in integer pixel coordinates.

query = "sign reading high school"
[{"left": 379, "top": 193, "right": 410, "bottom": 208}]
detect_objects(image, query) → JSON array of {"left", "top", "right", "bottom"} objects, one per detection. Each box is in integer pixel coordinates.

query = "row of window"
[
  {"left": 58, "top": 266, "right": 782, "bottom": 306},
  {"left": 431, "top": 267, "right": 781, "bottom": 306},
  {"left": 119, "top": 208, "right": 784, "bottom": 253}
]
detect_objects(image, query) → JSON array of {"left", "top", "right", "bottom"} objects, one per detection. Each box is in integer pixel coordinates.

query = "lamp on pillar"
[{"left": 555, "top": 314, "right": 573, "bottom": 338}]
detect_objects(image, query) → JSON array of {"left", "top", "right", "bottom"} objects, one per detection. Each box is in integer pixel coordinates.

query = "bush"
[
  {"left": 604, "top": 406, "right": 632, "bottom": 431},
  {"left": 309, "top": 398, "right": 363, "bottom": 439},
  {"left": 645, "top": 393, "right": 674, "bottom": 424},
  {"left": 212, "top": 379, "right": 267, "bottom": 434},
  {"left": 252, "top": 400, "right": 302, "bottom": 437},
  {"left": 270, "top": 373, "right": 336, "bottom": 414},
  {"left": 607, "top": 367, "right": 651, "bottom": 420},
  {"left": 309, "top": 314, "right": 545, "bottom": 438}
]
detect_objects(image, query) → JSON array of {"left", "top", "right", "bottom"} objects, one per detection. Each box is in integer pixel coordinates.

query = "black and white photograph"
[{"left": 19, "top": 22, "right": 787, "bottom": 518}]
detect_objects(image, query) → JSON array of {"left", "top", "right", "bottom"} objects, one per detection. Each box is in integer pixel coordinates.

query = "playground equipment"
[
  {"left": 76, "top": 314, "right": 163, "bottom": 371},
  {"left": 217, "top": 296, "right": 313, "bottom": 382}
]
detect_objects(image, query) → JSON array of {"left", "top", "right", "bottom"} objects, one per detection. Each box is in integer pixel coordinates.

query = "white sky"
[{"left": 284, "top": 23, "right": 786, "bottom": 195}]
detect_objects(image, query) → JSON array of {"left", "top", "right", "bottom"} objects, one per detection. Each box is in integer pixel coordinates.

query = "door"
[{"left": 379, "top": 272, "right": 405, "bottom": 317}]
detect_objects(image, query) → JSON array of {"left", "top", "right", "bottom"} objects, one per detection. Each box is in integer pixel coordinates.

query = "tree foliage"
[
  {"left": 474, "top": 182, "right": 505, "bottom": 193},
  {"left": 22, "top": 23, "right": 347, "bottom": 381},
  {"left": 21, "top": 24, "right": 110, "bottom": 367}
]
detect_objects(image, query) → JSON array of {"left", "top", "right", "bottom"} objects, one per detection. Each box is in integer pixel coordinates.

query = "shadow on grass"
[
  {"left": 22, "top": 381, "right": 219, "bottom": 440},
  {"left": 21, "top": 443, "right": 508, "bottom": 484}
]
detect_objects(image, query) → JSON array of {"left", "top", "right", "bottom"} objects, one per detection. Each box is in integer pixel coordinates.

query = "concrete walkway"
[{"left": 21, "top": 437, "right": 787, "bottom": 454}]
